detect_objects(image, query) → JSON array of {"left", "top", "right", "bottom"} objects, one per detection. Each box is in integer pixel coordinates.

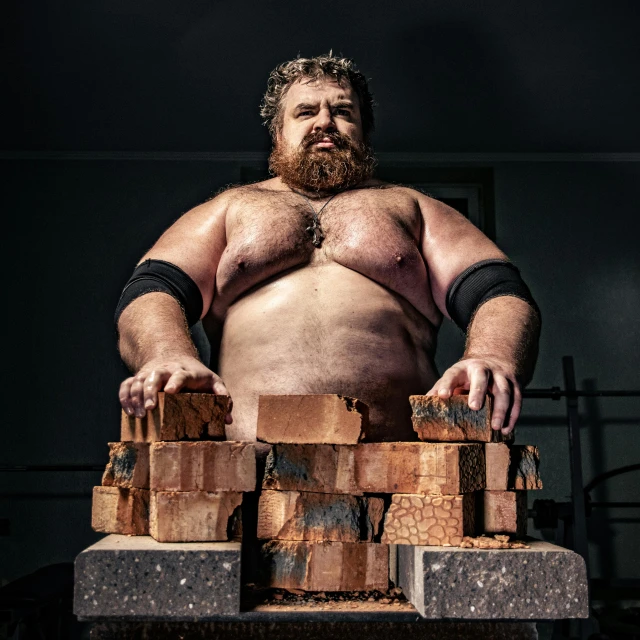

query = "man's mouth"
[
  {"left": 304, "top": 133, "right": 344, "bottom": 149},
  {"left": 313, "top": 139, "right": 336, "bottom": 149}
]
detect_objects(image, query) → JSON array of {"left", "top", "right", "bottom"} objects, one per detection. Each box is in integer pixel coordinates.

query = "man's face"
[
  {"left": 269, "top": 77, "right": 375, "bottom": 194},
  {"left": 277, "top": 78, "right": 364, "bottom": 150}
]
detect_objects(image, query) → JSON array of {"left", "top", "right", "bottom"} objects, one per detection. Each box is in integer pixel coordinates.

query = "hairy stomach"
[{"left": 213, "top": 262, "right": 439, "bottom": 441}]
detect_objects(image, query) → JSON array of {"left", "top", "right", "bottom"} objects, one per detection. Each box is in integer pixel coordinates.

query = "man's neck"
[{"left": 274, "top": 176, "right": 380, "bottom": 199}]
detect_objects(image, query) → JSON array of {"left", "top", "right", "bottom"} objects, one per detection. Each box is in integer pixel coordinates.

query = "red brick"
[
  {"left": 257, "top": 490, "right": 384, "bottom": 542},
  {"left": 263, "top": 442, "right": 485, "bottom": 495},
  {"left": 149, "top": 491, "right": 242, "bottom": 542},
  {"left": 120, "top": 392, "right": 229, "bottom": 442},
  {"left": 91, "top": 486, "right": 149, "bottom": 535},
  {"left": 485, "top": 444, "right": 543, "bottom": 491},
  {"left": 150, "top": 441, "right": 255, "bottom": 492},
  {"left": 260, "top": 541, "right": 389, "bottom": 591},
  {"left": 354, "top": 442, "right": 485, "bottom": 495},
  {"left": 257, "top": 394, "right": 369, "bottom": 444},
  {"left": 485, "top": 443, "right": 511, "bottom": 491},
  {"left": 101, "top": 442, "right": 149, "bottom": 489},
  {"left": 410, "top": 395, "right": 512, "bottom": 442},
  {"left": 483, "top": 490, "right": 527, "bottom": 537},
  {"left": 510, "top": 445, "right": 543, "bottom": 490}
]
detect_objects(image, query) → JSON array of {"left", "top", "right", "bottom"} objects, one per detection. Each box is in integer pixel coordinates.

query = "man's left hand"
[{"left": 426, "top": 357, "right": 522, "bottom": 435}]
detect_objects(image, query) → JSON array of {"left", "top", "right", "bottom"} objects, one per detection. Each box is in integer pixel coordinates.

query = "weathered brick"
[
  {"left": 354, "top": 443, "right": 486, "bottom": 495},
  {"left": 260, "top": 541, "right": 389, "bottom": 591},
  {"left": 91, "top": 486, "right": 149, "bottom": 535},
  {"left": 485, "top": 443, "right": 510, "bottom": 491},
  {"left": 101, "top": 442, "right": 150, "bottom": 489},
  {"left": 150, "top": 441, "right": 255, "bottom": 492},
  {"left": 381, "top": 493, "right": 476, "bottom": 546},
  {"left": 263, "top": 443, "right": 485, "bottom": 495},
  {"left": 150, "top": 491, "right": 243, "bottom": 542},
  {"left": 121, "top": 392, "right": 229, "bottom": 442},
  {"left": 410, "top": 395, "right": 512, "bottom": 442},
  {"left": 262, "top": 444, "right": 361, "bottom": 494},
  {"left": 257, "top": 394, "right": 369, "bottom": 444},
  {"left": 485, "top": 444, "right": 543, "bottom": 491},
  {"left": 257, "top": 490, "right": 384, "bottom": 542},
  {"left": 483, "top": 490, "right": 527, "bottom": 537},
  {"left": 510, "top": 445, "right": 542, "bottom": 490}
]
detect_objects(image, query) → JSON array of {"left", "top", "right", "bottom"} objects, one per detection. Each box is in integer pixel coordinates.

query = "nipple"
[{"left": 395, "top": 254, "right": 404, "bottom": 265}]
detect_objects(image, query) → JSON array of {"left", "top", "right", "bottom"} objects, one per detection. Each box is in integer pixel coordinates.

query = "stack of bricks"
[
  {"left": 91, "top": 392, "right": 256, "bottom": 542},
  {"left": 256, "top": 395, "right": 389, "bottom": 592},
  {"left": 256, "top": 393, "right": 542, "bottom": 591},
  {"left": 254, "top": 394, "right": 495, "bottom": 591},
  {"left": 408, "top": 394, "right": 542, "bottom": 544}
]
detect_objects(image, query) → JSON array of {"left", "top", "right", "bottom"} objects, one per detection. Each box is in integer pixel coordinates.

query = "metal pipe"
[{"left": 524, "top": 387, "right": 640, "bottom": 399}]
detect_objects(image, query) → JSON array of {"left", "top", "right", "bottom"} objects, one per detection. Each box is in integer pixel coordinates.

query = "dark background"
[{"left": 2, "top": 0, "right": 639, "bottom": 592}]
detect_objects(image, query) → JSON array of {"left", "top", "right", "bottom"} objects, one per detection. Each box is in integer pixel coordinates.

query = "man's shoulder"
[
  {"left": 362, "top": 180, "right": 438, "bottom": 206},
  {"left": 208, "top": 178, "right": 285, "bottom": 205}
]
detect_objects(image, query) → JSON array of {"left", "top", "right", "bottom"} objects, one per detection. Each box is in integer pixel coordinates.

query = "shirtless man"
[{"left": 116, "top": 54, "right": 540, "bottom": 442}]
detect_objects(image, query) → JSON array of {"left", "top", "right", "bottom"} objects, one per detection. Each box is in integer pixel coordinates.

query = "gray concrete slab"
[
  {"left": 398, "top": 539, "right": 588, "bottom": 619},
  {"left": 74, "top": 534, "right": 241, "bottom": 619}
]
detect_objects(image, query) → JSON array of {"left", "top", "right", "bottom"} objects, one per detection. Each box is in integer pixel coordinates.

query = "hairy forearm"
[
  {"left": 117, "top": 292, "right": 198, "bottom": 372},
  {"left": 464, "top": 296, "right": 541, "bottom": 386}
]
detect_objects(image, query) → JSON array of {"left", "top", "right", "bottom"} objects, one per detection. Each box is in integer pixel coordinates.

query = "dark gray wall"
[
  {"left": 4, "top": 1, "right": 640, "bottom": 152},
  {"left": 2, "top": 0, "right": 639, "bottom": 586}
]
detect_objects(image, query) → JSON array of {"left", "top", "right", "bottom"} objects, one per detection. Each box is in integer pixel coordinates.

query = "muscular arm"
[
  {"left": 117, "top": 194, "right": 230, "bottom": 419},
  {"left": 417, "top": 192, "right": 540, "bottom": 434},
  {"left": 118, "top": 293, "right": 198, "bottom": 373}
]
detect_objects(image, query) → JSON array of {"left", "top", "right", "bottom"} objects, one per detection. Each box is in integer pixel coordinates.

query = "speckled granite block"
[
  {"left": 74, "top": 534, "right": 241, "bottom": 619},
  {"left": 398, "top": 540, "right": 588, "bottom": 619}
]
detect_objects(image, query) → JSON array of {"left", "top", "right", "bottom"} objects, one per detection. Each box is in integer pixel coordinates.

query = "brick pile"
[
  {"left": 408, "top": 394, "right": 542, "bottom": 544},
  {"left": 256, "top": 393, "right": 542, "bottom": 591},
  {"left": 91, "top": 392, "right": 256, "bottom": 542}
]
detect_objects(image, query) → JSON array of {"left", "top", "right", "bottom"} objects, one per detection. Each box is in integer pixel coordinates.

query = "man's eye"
[
  {"left": 298, "top": 111, "right": 313, "bottom": 116},
  {"left": 336, "top": 109, "right": 351, "bottom": 116}
]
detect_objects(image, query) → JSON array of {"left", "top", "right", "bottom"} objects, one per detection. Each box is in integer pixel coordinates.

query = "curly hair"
[{"left": 260, "top": 53, "right": 375, "bottom": 141}]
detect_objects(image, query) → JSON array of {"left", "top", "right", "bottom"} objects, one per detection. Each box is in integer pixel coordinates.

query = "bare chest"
[{"left": 213, "top": 187, "right": 432, "bottom": 317}]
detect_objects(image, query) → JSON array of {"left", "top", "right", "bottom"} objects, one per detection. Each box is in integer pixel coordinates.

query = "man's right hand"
[{"left": 118, "top": 355, "right": 233, "bottom": 424}]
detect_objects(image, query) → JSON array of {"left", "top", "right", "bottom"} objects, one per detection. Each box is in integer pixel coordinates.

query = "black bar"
[
  {"left": 589, "top": 502, "right": 640, "bottom": 509},
  {"left": 563, "top": 357, "right": 590, "bottom": 565},
  {"left": 524, "top": 387, "right": 640, "bottom": 399}
]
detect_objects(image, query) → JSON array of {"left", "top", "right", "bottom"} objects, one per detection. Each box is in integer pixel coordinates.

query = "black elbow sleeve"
[
  {"left": 445, "top": 259, "right": 540, "bottom": 332},
  {"left": 114, "top": 259, "right": 204, "bottom": 328}
]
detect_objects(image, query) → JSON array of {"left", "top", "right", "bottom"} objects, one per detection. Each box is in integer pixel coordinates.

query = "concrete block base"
[
  {"left": 398, "top": 539, "right": 588, "bottom": 619},
  {"left": 74, "top": 534, "right": 241, "bottom": 619}
]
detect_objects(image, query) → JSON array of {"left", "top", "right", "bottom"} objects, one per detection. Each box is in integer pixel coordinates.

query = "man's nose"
[{"left": 313, "top": 108, "right": 336, "bottom": 132}]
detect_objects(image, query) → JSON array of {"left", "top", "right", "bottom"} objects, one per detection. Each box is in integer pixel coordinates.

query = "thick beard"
[{"left": 268, "top": 131, "right": 377, "bottom": 194}]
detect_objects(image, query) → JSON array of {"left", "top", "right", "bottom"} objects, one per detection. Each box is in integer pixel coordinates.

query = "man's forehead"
[{"left": 284, "top": 78, "right": 356, "bottom": 108}]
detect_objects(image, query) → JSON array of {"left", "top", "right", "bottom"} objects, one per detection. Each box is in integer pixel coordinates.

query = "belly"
[{"left": 214, "top": 262, "right": 439, "bottom": 441}]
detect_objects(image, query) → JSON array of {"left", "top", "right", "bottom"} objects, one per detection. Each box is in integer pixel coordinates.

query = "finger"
[
  {"left": 489, "top": 375, "right": 512, "bottom": 430},
  {"left": 225, "top": 396, "right": 234, "bottom": 425},
  {"left": 119, "top": 378, "right": 136, "bottom": 416},
  {"left": 502, "top": 383, "right": 522, "bottom": 435},
  {"left": 143, "top": 369, "right": 171, "bottom": 410},
  {"left": 432, "top": 367, "right": 469, "bottom": 399},
  {"left": 164, "top": 370, "right": 190, "bottom": 394},
  {"left": 467, "top": 365, "right": 490, "bottom": 410},
  {"left": 129, "top": 376, "right": 147, "bottom": 418},
  {"left": 212, "top": 377, "right": 230, "bottom": 396}
]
